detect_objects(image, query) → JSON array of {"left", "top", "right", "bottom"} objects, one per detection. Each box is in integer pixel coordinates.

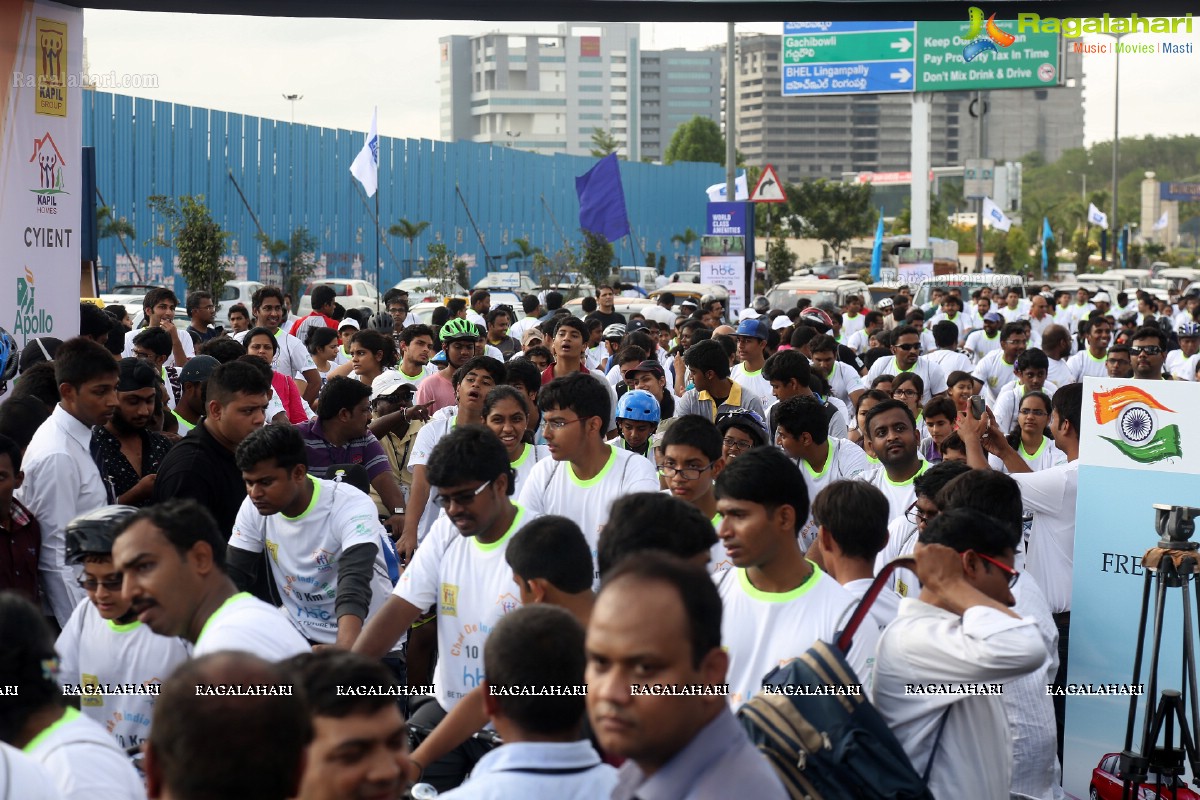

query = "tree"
[
  {"left": 145, "top": 194, "right": 232, "bottom": 297},
  {"left": 97, "top": 205, "right": 135, "bottom": 242},
  {"left": 663, "top": 116, "right": 726, "bottom": 166},
  {"left": 645, "top": 250, "right": 658, "bottom": 272},
  {"left": 590, "top": 128, "right": 620, "bottom": 159},
  {"left": 789, "top": 181, "right": 874, "bottom": 262},
  {"left": 766, "top": 237, "right": 797, "bottom": 287},
  {"left": 453, "top": 258, "right": 470, "bottom": 292},
  {"left": 1072, "top": 231, "right": 1096, "bottom": 272},
  {"left": 672, "top": 228, "right": 700, "bottom": 267},
  {"left": 423, "top": 242, "right": 452, "bottom": 285},
  {"left": 504, "top": 237, "right": 541, "bottom": 271},
  {"left": 255, "top": 226, "right": 318, "bottom": 302},
  {"left": 387, "top": 218, "right": 430, "bottom": 278},
  {"left": 579, "top": 230, "right": 615, "bottom": 289}
]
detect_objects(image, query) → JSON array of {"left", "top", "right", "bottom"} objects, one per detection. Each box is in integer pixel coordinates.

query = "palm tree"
[
  {"left": 672, "top": 227, "right": 700, "bottom": 269},
  {"left": 387, "top": 218, "right": 430, "bottom": 279},
  {"left": 97, "top": 205, "right": 138, "bottom": 285},
  {"left": 504, "top": 237, "right": 541, "bottom": 271}
]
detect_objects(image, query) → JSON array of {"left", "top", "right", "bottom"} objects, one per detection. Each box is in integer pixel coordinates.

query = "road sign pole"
[
  {"left": 975, "top": 90, "right": 984, "bottom": 273},
  {"left": 911, "top": 93, "right": 930, "bottom": 249}
]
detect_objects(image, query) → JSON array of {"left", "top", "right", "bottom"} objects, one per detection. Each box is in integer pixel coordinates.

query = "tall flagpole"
[{"left": 375, "top": 192, "right": 381, "bottom": 311}]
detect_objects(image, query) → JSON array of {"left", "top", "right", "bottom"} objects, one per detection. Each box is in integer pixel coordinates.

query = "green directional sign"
[
  {"left": 783, "top": 30, "right": 914, "bottom": 64},
  {"left": 915, "top": 19, "right": 1061, "bottom": 92}
]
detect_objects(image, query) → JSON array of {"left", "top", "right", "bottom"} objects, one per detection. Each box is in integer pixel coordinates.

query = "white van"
[{"left": 618, "top": 266, "right": 658, "bottom": 296}]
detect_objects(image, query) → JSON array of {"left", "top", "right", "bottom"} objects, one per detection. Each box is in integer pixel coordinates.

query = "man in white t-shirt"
[
  {"left": 1065, "top": 317, "right": 1111, "bottom": 382},
  {"left": 713, "top": 447, "right": 879, "bottom": 707},
  {"left": 972, "top": 322, "right": 1028, "bottom": 402},
  {"left": 809, "top": 334, "right": 864, "bottom": 407},
  {"left": 396, "top": 324, "right": 439, "bottom": 386},
  {"left": 730, "top": 318, "right": 773, "bottom": 405},
  {"left": 122, "top": 286, "right": 194, "bottom": 367},
  {"left": 963, "top": 311, "right": 1003, "bottom": 364},
  {"left": 927, "top": 295, "right": 971, "bottom": 344},
  {"left": 844, "top": 310, "right": 884, "bottom": 355},
  {"left": 237, "top": 287, "right": 321, "bottom": 405},
  {"left": 856, "top": 400, "right": 930, "bottom": 522},
  {"left": 811, "top": 480, "right": 900, "bottom": 630},
  {"left": 355, "top": 426, "right": 530, "bottom": 788},
  {"left": 872, "top": 510, "right": 1045, "bottom": 800},
  {"left": 923, "top": 320, "right": 973, "bottom": 376},
  {"left": 520, "top": 372, "right": 660, "bottom": 582},
  {"left": 227, "top": 425, "right": 394, "bottom": 648},
  {"left": 863, "top": 326, "right": 947, "bottom": 404},
  {"left": 0, "top": 592, "right": 144, "bottom": 800},
  {"left": 112, "top": 498, "right": 310, "bottom": 660},
  {"left": 774, "top": 396, "right": 868, "bottom": 550},
  {"left": 56, "top": 506, "right": 190, "bottom": 752}
]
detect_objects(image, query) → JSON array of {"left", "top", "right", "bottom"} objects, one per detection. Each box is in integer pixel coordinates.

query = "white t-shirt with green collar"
[
  {"left": 731, "top": 362, "right": 774, "bottom": 408},
  {"left": 795, "top": 437, "right": 869, "bottom": 549},
  {"left": 191, "top": 591, "right": 310, "bottom": 659},
  {"left": 394, "top": 505, "right": 531, "bottom": 711},
  {"left": 518, "top": 444, "right": 660, "bottom": 584},
  {"left": 858, "top": 460, "right": 931, "bottom": 524},
  {"left": 55, "top": 598, "right": 190, "bottom": 750},
  {"left": 22, "top": 708, "right": 144, "bottom": 800},
  {"left": 716, "top": 564, "right": 879, "bottom": 708},
  {"left": 230, "top": 476, "right": 393, "bottom": 644}
]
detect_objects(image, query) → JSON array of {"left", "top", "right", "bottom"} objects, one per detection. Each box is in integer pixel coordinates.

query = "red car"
[{"left": 1090, "top": 753, "right": 1200, "bottom": 800}]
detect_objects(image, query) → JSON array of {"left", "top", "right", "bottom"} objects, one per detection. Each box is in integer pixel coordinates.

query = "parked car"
[
  {"left": 473, "top": 272, "right": 537, "bottom": 294},
  {"left": 910, "top": 273, "right": 1024, "bottom": 310},
  {"left": 392, "top": 277, "right": 469, "bottom": 303},
  {"left": 617, "top": 266, "right": 659, "bottom": 296},
  {"left": 215, "top": 280, "right": 264, "bottom": 327},
  {"left": 565, "top": 296, "right": 655, "bottom": 320},
  {"left": 296, "top": 279, "right": 381, "bottom": 316},
  {"left": 648, "top": 283, "right": 729, "bottom": 312},
  {"left": 766, "top": 279, "right": 869, "bottom": 313},
  {"left": 99, "top": 283, "right": 163, "bottom": 308},
  {"left": 1090, "top": 752, "right": 1200, "bottom": 800},
  {"left": 670, "top": 271, "right": 701, "bottom": 284},
  {"left": 130, "top": 308, "right": 192, "bottom": 334}
]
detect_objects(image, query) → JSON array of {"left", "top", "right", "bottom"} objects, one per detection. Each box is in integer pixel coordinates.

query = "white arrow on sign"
[
  {"left": 890, "top": 37, "right": 912, "bottom": 54},
  {"left": 890, "top": 67, "right": 912, "bottom": 83}
]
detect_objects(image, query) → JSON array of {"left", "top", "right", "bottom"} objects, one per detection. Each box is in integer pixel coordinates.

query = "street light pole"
[
  {"left": 282, "top": 93, "right": 303, "bottom": 124},
  {"left": 505, "top": 130, "right": 521, "bottom": 148},
  {"left": 1109, "top": 34, "right": 1125, "bottom": 266}
]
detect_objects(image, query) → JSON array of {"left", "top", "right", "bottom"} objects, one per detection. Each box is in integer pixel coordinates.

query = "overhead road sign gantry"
[{"left": 782, "top": 21, "right": 915, "bottom": 97}]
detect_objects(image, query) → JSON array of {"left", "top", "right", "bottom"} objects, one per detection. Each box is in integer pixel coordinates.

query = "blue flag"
[
  {"left": 576, "top": 154, "right": 630, "bottom": 243},
  {"left": 1041, "top": 217, "right": 1051, "bottom": 277},
  {"left": 870, "top": 209, "right": 885, "bottom": 280},
  {"left": 1119, "top": 226, "right": 1129, "bottom": 269}
]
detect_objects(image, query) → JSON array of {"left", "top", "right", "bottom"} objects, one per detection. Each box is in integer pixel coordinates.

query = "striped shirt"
[{"left": 294, "top": 418, "right": 391, "bottom": 481}]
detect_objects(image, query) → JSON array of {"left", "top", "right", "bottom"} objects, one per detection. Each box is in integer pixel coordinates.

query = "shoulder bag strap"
[{"left": 923, "top": 705, "right": 952, "bottom": 784}]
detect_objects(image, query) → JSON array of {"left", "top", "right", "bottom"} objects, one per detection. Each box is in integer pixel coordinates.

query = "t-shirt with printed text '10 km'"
[
  {"left": 394, "top": 506, "right": 531, "bottom": 711},
  {"left": 518, "top": 445, "right": 660, "bottom": 585}
]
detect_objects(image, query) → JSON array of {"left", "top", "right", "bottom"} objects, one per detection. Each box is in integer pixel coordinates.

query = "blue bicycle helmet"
[{"left": 616, "top": 389, "right": 661, "bottom": 424}]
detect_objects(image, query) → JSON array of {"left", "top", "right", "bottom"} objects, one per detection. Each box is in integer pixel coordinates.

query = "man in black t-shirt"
[{"left": 587, "top": 284, "right": 626, "bottom": 329}]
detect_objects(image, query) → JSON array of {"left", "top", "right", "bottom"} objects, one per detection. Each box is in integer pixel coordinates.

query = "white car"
[
  {"left": 473, "top": 272, "right": 537, "bottom": 294},
  {"left": 215, "top": 280, "right": 264, "bottom": 327},
  {"left": 297, "top": 279, "right": 381, "bottom": 317},
  {"left": 391, "top": 277, "right": 469, "bottom": 304},
  {"left": 98, "top": 283, "right": 163, "bottom": 309}
]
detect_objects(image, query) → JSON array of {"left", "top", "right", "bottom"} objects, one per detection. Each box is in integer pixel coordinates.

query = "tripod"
[{"left": 1120, "top": 543, "right": 1200, "bottom": 800}]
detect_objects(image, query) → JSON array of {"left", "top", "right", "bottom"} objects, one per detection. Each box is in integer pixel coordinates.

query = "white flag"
[
  {"left": 1154, "top": 211, "right": 1169, "bottom": 231},
  {"left": 350, "top": 108, "right": 379, "bottom": 198},
  {"left": 981, "top": 196, "right": 1012, "bottom": 232},
  {"left": 1087, "top": 202, "right": 1109, "bottom": 230},
  {"left": 706, "top": 172, "right": 748, "bottom": 202}
]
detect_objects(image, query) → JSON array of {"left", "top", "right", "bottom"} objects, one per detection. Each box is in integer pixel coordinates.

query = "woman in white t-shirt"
[
  {"left": 327, "top": 329, "right": 397, "bottom": 386},
  {"left": 305, "top": 326, "right": 342, "bottom": 389},
  {"left": 989, "top": 390, "right": 1066, "bottom": 473},
  {"left": 484, "top": 385, "right": 550, "bottom": 497},
  {"left": 891, "top": 372, "right": 928, "bottom": 439}
]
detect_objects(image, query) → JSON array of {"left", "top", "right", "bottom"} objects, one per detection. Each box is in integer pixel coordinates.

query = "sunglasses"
[
  {"left": 894, "top": 343, "right": 921, "bottom": 352},
  {"left": 78, "top": 576, "right": 124, "bottom": 592},
  {"left": 973, "top": 551, "right": 1020, "bottom": 588},
  {"left": 433, "top": 479, "right": 493, "bottom": 510},
  {"left": 1130, "top": 345, "right": 1163, "bottom": 356}
]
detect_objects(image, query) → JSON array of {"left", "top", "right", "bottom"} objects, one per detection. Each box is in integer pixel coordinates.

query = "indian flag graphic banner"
[{"left": 1093, "top": 386, "right": 1182, "bottom": 464}]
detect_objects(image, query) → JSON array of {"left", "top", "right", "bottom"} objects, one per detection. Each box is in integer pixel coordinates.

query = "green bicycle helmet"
[{"left": 440, "top": 317, "right": 480, "bottom": 343}]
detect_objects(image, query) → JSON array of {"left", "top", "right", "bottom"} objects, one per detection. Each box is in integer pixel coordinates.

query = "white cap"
[
  {"left": 1093, "top": 292, "right": 1111, "bottom": 304},
  {"left": 738, "top": 307, "right": 760, "bottom": 322},
  {"left": 772, "top": 315, "right": 792, "bottom": 331},
  {"left": 338, "top": 318, "right": 360, "bottom": 330},
  {"left": 370, "top": 370, "right": 416, "bottom": 401}
]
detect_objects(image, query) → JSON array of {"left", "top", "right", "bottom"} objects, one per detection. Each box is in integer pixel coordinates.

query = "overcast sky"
[{"left": 81, "top": 11, "right": 1200, "bottom": 153}]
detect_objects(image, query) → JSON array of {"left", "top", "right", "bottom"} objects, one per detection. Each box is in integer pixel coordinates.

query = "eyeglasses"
[
  {"left": 658, "top": 462, "right": 716, "bottom": 481},
  {"left": 544, "top": 416, "right": 587, "bottom": 431},
  {"left": 1018, "top": 408, "right": 1048, "bottom": 417},
  {"left": 904, "top": 502, "right": 931, "bottom": 526},
  {"left": 894, "top": 343, "right": 921, "bottom": 352},
  {"left": 434, "top": 479, "right": 493, "bottom": 510},
  {"left": 973, "top": 551, "right": 1020, "bottom": 588},
  {"left": 1106, "top": 357, "right": 1130, "bottom": 365},
  {"left": 1130, "top": 345, "right": 1164, "bottom": 356},
  {"left": 893, "top": 389, "right": 919, "bottom": 398},
  {"left": 1002, "top": 339, "right": 1027, "bottom": 346},
  {"left": 77, "top": 576, "right": 123, "bottom": 591},
  {"left": 722, "top": 437, "right": 754, "bottom": 452}
]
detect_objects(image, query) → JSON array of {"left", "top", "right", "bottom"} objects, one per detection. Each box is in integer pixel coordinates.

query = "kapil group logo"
[
  {"left": 34, "top": 17, "right": 67, "bottom": 117},
  {"left": 14, "top": 267, "right": 54, "bottom": 342},
  {"left": 29, "top": 132, "right": 67, "bottom": 214},
  {"left": 963, "top": 7, "right": 1017, "bottom": 62},
  {"left": 1094, "top": 386, "right": 1183, "bottom": 464}
]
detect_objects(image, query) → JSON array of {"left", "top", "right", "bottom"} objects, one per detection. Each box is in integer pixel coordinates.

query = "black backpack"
[{"left": 737, "top": 559, "right": 942, "bottom": 800}]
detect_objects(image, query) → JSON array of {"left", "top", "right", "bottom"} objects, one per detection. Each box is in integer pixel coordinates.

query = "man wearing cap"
[
  {"left": 519, "top": 327, "right": 544, "bottom": 355},
  {"left": 366, "top": 372, "right": 424, "bottom": 515},
  {"left": 730, "top": 318, "right": 772, "bottom": 407},
  {"left": 964, "top": 311, "right": 1004, "bottom": 364},
  {"left": 91, "top": 358, "right": 173, "bottom": 508},
  {"left": 295, "top": 376, "right": 408, "bottom": 539},
  {"left": 1092, "top": 292, "right": 1112, "bottom": 319},
  {"left": 173, "top": 354, "right": 219, "bottom": 434},
  {"left": 336, "top": 318, "right": 360, "bottom": 363}
]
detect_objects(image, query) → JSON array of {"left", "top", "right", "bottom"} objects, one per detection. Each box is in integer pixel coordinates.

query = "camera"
[{"left": 1154, "top": 504, "right": 1200, "bottom": 548}]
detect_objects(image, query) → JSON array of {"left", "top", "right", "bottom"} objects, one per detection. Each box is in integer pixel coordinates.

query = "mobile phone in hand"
[{"left": 969, "top": 395, "right": 986, "bottom": 420}]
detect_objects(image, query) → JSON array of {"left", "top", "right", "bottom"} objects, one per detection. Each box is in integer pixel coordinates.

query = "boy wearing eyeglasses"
[
  {"left": 658, "top": 416, "right": 729, "bottom": 573},
  {"left": 55, "top": 505, "right": 189, "bottom": 751}
]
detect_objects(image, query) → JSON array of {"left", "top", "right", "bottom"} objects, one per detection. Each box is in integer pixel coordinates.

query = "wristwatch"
[{"left": 393, "top": 508, "right": 406, "bottom": 515}]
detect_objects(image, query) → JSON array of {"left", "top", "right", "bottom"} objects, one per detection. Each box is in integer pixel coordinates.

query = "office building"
[{"left": 639, "top": 47, "right": 722, "bottom": 163}]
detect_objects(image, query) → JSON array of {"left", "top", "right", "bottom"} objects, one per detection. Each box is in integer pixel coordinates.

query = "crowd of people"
[{"left": 0, "top": 275, "right": 1196, "bottom": 799}]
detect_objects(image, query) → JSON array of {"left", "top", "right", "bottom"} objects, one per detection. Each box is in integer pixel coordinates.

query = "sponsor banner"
[
  {"left": 1, "top": 0, "right": 82, "bottom": 349},
  {"left": 700, "top": 234, "right": 745, "bottom": 316},
  {"left": 1063, "top": 377, "right": 1200, "bottom": 797}
]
